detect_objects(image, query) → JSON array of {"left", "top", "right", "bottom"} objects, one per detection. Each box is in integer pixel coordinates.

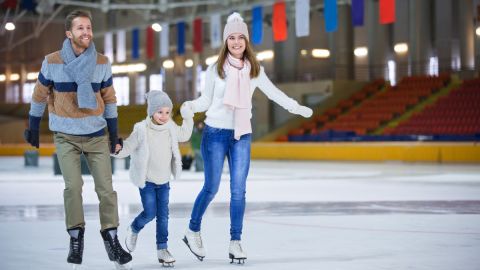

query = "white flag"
[
  {"left": 295, "top": 0, "right": 310, "bottom": 37},
  {"left": 116, "top": 30, "right": 126, "bottom": 63},
  {"left": 104, "top": 32, "right": 114, "bottom": 63},
  {"left": 160, "top": 23, "right": 169, "bottom": 57},
  {"left": 210, "top": 14, "right": 221, "bottom": 48}
]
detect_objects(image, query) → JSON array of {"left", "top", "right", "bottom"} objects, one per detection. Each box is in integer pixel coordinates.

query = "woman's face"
[
  {"left": 227, "top": 33, "right": 246, "bottom": 59},
  {"left": 152, "top": 107, "right": 171, "bottom": 125}
]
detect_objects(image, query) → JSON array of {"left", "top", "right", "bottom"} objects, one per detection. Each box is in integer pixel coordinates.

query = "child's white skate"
[
  {"left": 124, "top": 226, "right": 138, "bottom": 253},
  {"left": 157, "top": 249, "right": 175, "bottom": 267}
]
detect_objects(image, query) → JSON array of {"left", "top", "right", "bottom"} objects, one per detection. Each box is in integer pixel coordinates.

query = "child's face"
[{"left": 152, "top": 107, "right": 171, "bottom": 125}]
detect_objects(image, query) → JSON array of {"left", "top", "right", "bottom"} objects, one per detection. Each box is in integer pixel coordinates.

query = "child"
[{"left": 113, "top": 90, "right": 193, "bottom": 267}]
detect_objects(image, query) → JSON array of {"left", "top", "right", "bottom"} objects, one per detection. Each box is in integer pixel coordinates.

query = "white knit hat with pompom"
[{"left": 223, "top": 12, "right": 249, "bottom": 42}]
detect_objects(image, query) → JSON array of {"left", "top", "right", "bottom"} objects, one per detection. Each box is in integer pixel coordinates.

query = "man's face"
[{"left": 66, "top": 16, "right": 93, "bottom": 53}]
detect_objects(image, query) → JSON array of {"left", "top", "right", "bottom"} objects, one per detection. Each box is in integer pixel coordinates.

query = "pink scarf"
[{"left": 223, "top": 53, "right": 252, "bottom": 140}]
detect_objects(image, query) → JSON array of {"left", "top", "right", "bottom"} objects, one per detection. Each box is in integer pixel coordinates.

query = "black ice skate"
[
  {"left": 101, "top": 228, "right": 133, "bottom": 270},
  {"left": 67, "top": 227, "right": 84, "bottom": 269},
  {"left": 229, "top": 240, "right": 247, "bottom": 265}
]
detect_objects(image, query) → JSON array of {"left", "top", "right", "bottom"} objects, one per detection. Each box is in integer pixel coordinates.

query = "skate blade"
[
  {"left": 114, "top": 261, "right": 133, "bottom": 270},
  {"left": 69, "top": 263, "right": 82, "bottom": 269},
  {"left": 182, "top": 236, "right": 205, "bottom": 261},
  {"left": 158, "top": 259, "right": 175, "bottom": 267},
  {"left": 229, "top": 253, "right": 246, "bottom": 265}
]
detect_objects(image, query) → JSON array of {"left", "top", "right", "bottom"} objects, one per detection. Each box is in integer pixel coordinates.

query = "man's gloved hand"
[
  {"left": 24, "top": 129, "right": 40, "bottom": 148},
  {"left": 293, "top": 105, "right": 313, "bottom": 118},
  {"left": 109, "top": 135, "right": 119, "bottom": 154},
  {"left": 180, "top": 102, "right": 194, "bottom": 119}
]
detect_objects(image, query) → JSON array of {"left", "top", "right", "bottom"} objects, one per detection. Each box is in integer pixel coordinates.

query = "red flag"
[
  {"left": 379, "top": 0, "right": 395, "bottom": 24},
  {"left": 193, "top": 18, "right": 203, "bottom": 53},
  {"left": 272, "top": 1, "right": 288, "bottom": 42},
  {"left": 146, "top": 26, "right": 155, "bottom": 60},
  {"left": 1, "top": 0, "right": 17, "bottom": 9}
]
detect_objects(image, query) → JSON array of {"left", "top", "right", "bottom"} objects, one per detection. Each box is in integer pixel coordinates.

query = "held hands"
[
  {"left": 180, "top": 102, "right": 194, "bottom": 119},
  {"left": 293, "top": 105, "right": 313, "bottom": 118},
  {"left": 24, "top": 129, "right": 40, "bottom": 148},
  {"left": 109, "top": 136, "right": 122, "bottom": 154},
  {"left": 115, "top": 143, "right": 123, "bottom": 154}
]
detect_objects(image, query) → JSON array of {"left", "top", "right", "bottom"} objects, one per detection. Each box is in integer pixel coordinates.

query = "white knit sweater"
[
  {"left": 114, "top": 116, "right": 193, "bottom": 188},
  {"left": 190, "top": 64, "right": 300, "bottom": 129}
]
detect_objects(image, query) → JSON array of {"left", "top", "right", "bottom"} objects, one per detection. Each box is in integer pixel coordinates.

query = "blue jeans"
[
  {"left": 131, "top": 181, "right": 170, "bottom": 249},
  {"left": 189, "top": 125, "right": 251, "bottom": 240}
]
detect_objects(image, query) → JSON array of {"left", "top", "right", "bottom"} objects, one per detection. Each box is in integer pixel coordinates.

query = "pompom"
[{"left": 227, "top": 12, "right": 244, "bottom": 23}]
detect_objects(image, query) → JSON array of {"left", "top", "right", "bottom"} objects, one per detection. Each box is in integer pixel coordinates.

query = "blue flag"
[
  {"left": 325, "top": 0, "right": 338, "bottom": 32},
  {"left": 352, "top": 0, "right": 364, "bottom": 26},
  {"left": 252, "top": 6, "right": 263, "bottom": 45},
  {"left": 132, "top": 28, "right": 140, "bottom": 59},
  {"left": 177, "top": 21, "right": 185, "bottom": 55}
]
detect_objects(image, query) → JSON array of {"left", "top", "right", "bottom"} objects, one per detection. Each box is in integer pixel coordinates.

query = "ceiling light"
[
  {"left": 354, "top": 47, "right": 368, "bottom": 57},
  {"left": 27, "top": 72, "right": 39, "bottom": 80},
  {"left": 205, "top": 55, "right": 218, "bottom": 65},
  {"left": 152, "top": 23, "right": 162, "bottom": 32},
  {"left": 10, "top": 73, "right": 20, "bottom": 81},
  {"left": 185, "top": 59, "right": 193, "bottom": 68},
  {"left": 394, "top": 43, "right": 408, "bottom": 54},
  {"left": 256, "top": 50, "right": 274, "bottom": 61},
  {"left": 162, "top": 60, "right": 174, "bottom": 69},
  {"left": 5, "top": 22, "right": 15, "bottom": 31},
  {"left": 311, "top": 49, "right": 330, "bottom": 58}
]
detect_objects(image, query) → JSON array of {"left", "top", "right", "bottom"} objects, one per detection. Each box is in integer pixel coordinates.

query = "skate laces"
[
  {"left": 113, "top": 235, "right": 128, "bottom": 256},
  {"left": 231, "top": 241, "right": 243, "bottom": 253},
  {"left": 161, "top": 249, "right": 173, "bottom": 259},
  {"left": 70, "top": 237, "right": 82, "bottom": 255},
  {"left": 193, "top": 232, "right": 203, "bottom": 248}
]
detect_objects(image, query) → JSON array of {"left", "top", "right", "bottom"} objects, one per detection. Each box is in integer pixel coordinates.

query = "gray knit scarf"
[{"left": 60, "top": 38, "right": 98, "bottom": 109}]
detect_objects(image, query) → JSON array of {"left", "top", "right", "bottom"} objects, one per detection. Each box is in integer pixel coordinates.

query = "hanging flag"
[
  {"left": 146, "top": 26, "right": 155, "bottom": 60},
  {"left": 272, "top": 1, "right": 288, "bottom": 42},
  {"left": 104, "top": 32, "right": 114, "bottom": 63},
  {"left": 193, "top": 18, "right": 203, "bottom": 53},
  {"left": 325, "top": 0, "right": 338, "bottom": 32},
  {"left": 295, "top": 0, "right": 310, "bottom": 37},
  {"left": 379, "top": 0, "right": 395, "bottom": 24},
  {"left": 210, "top": 14, "right": 222, "bottom": 48},
  {"left": 132, "top": 28, "right": 140, "bottom": 60},
  {"left": 352, "top": 0, "right": 364, "bottom": 26},
  {"left": 252, "top": 6, "right": 263, "bottom": 45},
  {"left": 177, "top": 22, "right": 185, "bottom": 55},
  {"left": 116, "top": 30, "right": 126, "bottom": 63},
  {"left": 21, "top": 0, "right": 36, "bottom": 11},
  {"left": 160, "top": 23, "right": 169, "bottom": 57},
  {"left": 1, "top": 0, "right": 17, "bottom": 9}
]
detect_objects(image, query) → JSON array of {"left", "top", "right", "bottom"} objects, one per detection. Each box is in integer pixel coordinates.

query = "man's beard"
[{"left": 71, "top": 34, "right": 91, "bottom": 51}]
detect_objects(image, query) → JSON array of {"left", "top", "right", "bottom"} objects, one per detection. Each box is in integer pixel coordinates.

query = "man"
[{"left": 24, "top": 10, "right": 132, "bottom": 269}]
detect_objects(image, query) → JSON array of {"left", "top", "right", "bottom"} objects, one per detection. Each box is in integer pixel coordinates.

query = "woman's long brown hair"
[{"left": 216, "top": 37, "right": 260, "bottom": 79}]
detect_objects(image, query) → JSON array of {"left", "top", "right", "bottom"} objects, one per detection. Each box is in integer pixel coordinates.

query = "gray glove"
[{"left": 180, "top": 101, "right": 194, "bottom": 119}]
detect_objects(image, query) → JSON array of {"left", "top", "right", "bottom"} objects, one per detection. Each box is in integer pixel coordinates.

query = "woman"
[{"left": 180, "top": 12, "right": 312, "bottom": 264}]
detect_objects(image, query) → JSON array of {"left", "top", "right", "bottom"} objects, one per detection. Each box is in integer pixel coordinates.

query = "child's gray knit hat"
[{"left": 146, "top": 90, "right": 173, "bottom": 116}]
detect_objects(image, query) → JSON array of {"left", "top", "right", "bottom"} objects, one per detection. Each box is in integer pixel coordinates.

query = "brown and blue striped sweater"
[{"left": 29, "top": 51, "right": 117, "bottom": 137}]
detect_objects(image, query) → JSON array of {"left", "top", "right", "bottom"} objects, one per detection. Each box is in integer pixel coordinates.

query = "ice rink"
[{"left": 0, "top": 156, "right": 479, "bottom": 270}]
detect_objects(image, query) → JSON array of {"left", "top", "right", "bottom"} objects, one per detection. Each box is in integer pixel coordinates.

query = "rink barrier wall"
[
  {"left": 250, "top": 142, "right": 480, "bottom": 163},
  {"left": 1, "top": 142, "right": 479, "bottom": 163}
]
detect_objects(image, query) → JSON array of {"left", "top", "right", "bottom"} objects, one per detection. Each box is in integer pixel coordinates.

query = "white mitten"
[
  {"left": 294, "top": 105, "right": 313, "bottom": 118},
  {"left": 180, "top": 101, "right": 194, "bottom": 118}
]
